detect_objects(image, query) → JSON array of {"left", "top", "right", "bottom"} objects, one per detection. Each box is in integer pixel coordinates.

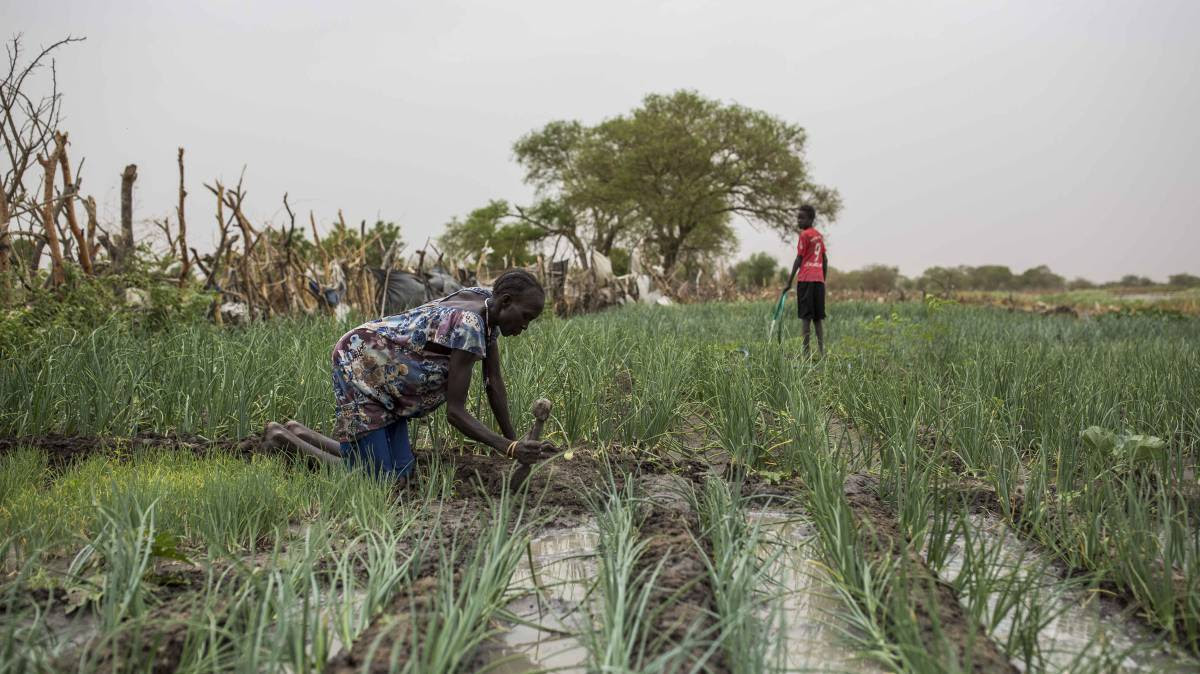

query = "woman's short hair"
[{"left": 493, "top": 268, "right": 544, "bottom": 302}]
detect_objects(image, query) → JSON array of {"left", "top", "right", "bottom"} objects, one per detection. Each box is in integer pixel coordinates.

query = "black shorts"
[{"left": 796, "top": 281, "right": 826, "bottom": 320}]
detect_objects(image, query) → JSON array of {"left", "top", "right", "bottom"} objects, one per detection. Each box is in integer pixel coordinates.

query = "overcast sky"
[{"left": 7, "top": 0, "right": 1199, "bottom": 281}]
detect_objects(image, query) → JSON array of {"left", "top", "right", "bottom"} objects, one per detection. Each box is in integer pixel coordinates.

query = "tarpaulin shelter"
[{"left": 369, "top": 268, "right": 464, "bottom": 317}]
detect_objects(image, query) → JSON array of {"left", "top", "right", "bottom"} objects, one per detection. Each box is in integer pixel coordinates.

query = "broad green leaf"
[
  {"left": 150, "top": 531, "right": 193, "bottom": 564},
  {"left": 1121, "top": 434, "right": 1166, "bottom": 466},
  {"left": 1080, "top": 426, "right": 1117, "bottom": 453}
]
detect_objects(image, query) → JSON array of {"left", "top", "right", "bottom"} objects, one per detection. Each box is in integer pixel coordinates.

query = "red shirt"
[{"left": 796, "top": 228, "right": 826, "bottom": 283}]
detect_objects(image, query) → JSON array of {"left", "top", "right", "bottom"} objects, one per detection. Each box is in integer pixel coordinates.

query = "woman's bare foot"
[
  {"left": 263, "top": 421, "right": 291, "bottom": 450},
  {"left": 283, "top": 420, "right": 342, "bottom": 457},
  {"left": 264, "top": 421, "right": 343, "bottom": 466}
]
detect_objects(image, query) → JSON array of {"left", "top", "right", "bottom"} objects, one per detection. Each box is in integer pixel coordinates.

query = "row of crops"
[{"left": 1, "top": 299, "right": 1197, "bottom": 671}]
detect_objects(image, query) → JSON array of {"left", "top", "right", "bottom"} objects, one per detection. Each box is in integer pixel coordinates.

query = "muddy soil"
[
  {"left": 325, "top": 489, "right": 498, "bottom": 673},
  {"left": 5, "top": 438, "right": 723, "bottom": 672},
  {"left": 947, "top": 477, "right": 1200, "bottom": 655},
  {"left": 934, "top": 513, "right": 1199, "bottom": 672},
  {"left": 749, "top": 510, "right": 886, "bottom": 673},
  {"left": 843, "top": 474, "right": 1017, "bottom": 673},
  {"left": 325, "top": 574, "right": 442, "bottom": 673},
  {"left": 328, "top": 452, "right": 612, "bottom": 672},
  {"left": 0, "top": 431, "right": 271, "bottom": 465},
  {"left": 437, "top": 451, "right": 608, "bottom": 527},
  {"left": 470, "top": 522, "right": 599, "bottom": 673},
  {"left": 906, "top": 414, "right": 1200, "bottom": 655},
  {"left": 634, "top": 474, "right": 727, "bottom": 673},
  {"left": 22, "top": 559, "right": 225, "bottom": 673}
]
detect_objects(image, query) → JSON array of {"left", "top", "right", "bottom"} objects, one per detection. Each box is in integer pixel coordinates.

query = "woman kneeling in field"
[{"left": 265, "top": 269, "right": 557, "bottom": 483}]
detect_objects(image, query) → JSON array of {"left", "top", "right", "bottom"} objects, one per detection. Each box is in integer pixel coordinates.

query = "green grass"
[{"left": 0, "top": 447, "right": 397, "bottom": 557}]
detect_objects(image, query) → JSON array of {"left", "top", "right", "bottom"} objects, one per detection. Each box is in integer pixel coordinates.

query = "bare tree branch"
[
  {"left": 1, "top": 34, "right": 82, "bottom": 207},
  {"left": 118, "top": 163, "right": 137, "bottom": 263},
  {"left": 177, "top": 147, "right": 188, "bottom": 285},
  {"left": 55, "top": 131, "right": 91, "bottom": 273},
  {"left": 34, "top": 137, "right": 65, "bottom": 284}
]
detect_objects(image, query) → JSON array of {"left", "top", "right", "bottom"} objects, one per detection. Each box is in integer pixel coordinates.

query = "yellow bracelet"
[{"left": 506, "top": 440, "right": 519, "bottom": 458}]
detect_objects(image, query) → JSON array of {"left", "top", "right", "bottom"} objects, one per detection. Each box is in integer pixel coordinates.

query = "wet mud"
[
  {"left": 934, "top": 513, "right": 1199, "bottom": 673},
  {"left": 843, "top": 474, "right": 1018, "bottom": 673},
  {"left": 331, "top": 460, "right": 721, "bottom": 672},
  {"left": 635, "top": 473, "right": 727, "bottom": 673},
  {"left": 324, "top": 488, "right": 495, "bottom": 673},
  {"left": 907, "top": 413, "right": 1200, "bottom": 656},
  {"left": 21, "top": 559, "right": 226, "bottom": 673},
  {"left": 328, "top": 452, "right": 606, "bottom": 672},
  {"left": 325, "top": 575, "right": 441, "bottom": 673},
  {"left": 437, "top": 451, "right": 605, "bottom": 527},
  {"left": 5, "top": 437, "right": 723, "bottom": 672},
  {"left": 949, "top": 478, "right": 1200, "bottom": 656},
  {"left": 0, "top": 431, "right": 271, "bottom": 465}
]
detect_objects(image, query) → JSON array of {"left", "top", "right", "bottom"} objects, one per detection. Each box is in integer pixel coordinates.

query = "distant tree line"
[{"left": 729, "top": 259, "right": 1200, "bottom": 294}]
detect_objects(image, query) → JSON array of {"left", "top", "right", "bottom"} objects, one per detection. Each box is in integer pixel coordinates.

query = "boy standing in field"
[{"left": 785, "top": 205, "right": 828, "bottom": 356}]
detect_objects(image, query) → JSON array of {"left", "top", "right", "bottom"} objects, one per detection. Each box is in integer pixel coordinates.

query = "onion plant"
[
  {"left": 401, "top": 478, "right": 534, "bottom": 673},
  {"left": 692, "top": 476, "right": 780, "bottom": 674},
  {"left": 825, "top": 304, "right": 1200, "bottom": 653},
  {"left": 5, "top": 294, "right": 1200, "bottom": 666},
  {"left": 580, "top": 472, "right": 696, "bottom": 672}
]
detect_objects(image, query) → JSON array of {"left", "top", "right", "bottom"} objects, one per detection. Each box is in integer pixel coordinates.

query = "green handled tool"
[{"left": 768, "top": 288, "right": 789, "bottom": 342}]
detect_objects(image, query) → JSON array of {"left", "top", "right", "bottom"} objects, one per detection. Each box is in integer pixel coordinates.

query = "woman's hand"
[{"left": 512, "top": 440, "right": 558, "bottom": 465}]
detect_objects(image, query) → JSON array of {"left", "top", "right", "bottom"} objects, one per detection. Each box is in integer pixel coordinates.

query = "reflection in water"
[
  {"left": 936, "top": 514, "right": 1198, "bottom": 673},
  {"left": 487, "top": 524, "right": 599, "bottom": 674},
  {"left": 749, "top": 510, "right": 885, "bottom": 673}
]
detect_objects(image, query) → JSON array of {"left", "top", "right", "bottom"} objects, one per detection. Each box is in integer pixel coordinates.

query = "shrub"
[
  {"left": 732, "top": 252, "right": 784, "bottom": 291},
  {"left": 0, "top": 261, "right": 214, "bottom": 353},
  {"left": 1168, "top": 273, "right": 1200, "bottom": 288}
]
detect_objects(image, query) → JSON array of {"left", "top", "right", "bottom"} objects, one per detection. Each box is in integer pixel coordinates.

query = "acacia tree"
[
  {"left": 1018, "top": 265, "right": 1065, "bottom": 290},
  {"left": 919, "top": 266, "right": 966, "bottom": 295},
  {"left": 511, "top": 121, "right": 640, "bottom": 268},
  {"left": 608, "top": 91, "right": 841, "bottom": 275},
  {"left": 513, "top": 91, "right": 840, "bottom": 275},
  {"left": 440, "top": 199, "right": 541, "bottom": 267}
]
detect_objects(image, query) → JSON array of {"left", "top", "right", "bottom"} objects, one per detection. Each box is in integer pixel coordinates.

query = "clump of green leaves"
[{"left": 1080, "top": 426, "right": 1166, "bottom": 467}]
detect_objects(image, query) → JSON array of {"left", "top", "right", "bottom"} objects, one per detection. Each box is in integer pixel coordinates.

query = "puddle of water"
[
  {"left": 324, "top": 588, "right": 370, "bottom": 666},
  {"left": 1118, "top": 292, "right": 1177, "bottom": 302},
  {"left": 33, "top": 607, "right": 98, "bottom": 663},
  {"left": 485, "top": 523, "right": 599, "bottom": 674},
  {"left": 749, "top": 510, "right": 885, "bottom": 673},
  {"left": 935, "top": 514, "right": 1198, "bottom": 673}
]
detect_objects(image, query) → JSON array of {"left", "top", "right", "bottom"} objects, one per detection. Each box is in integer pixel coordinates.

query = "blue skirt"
[{"left": 339, "top": 417, "right": 414, "bottom": 479}]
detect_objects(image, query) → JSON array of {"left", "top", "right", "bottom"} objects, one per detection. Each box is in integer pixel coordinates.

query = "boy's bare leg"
[
  {"left": 814, "top": 320, "right": 825, "bottom": 356},
  {"left": 264, "top": 422, "right": 342, "bottom": 466},
  {"left": 284, "top": 420, "right": 342, "bottom": 457},
  {"left": 801, "top": 318, "right": 812, "bottom": 355}
]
